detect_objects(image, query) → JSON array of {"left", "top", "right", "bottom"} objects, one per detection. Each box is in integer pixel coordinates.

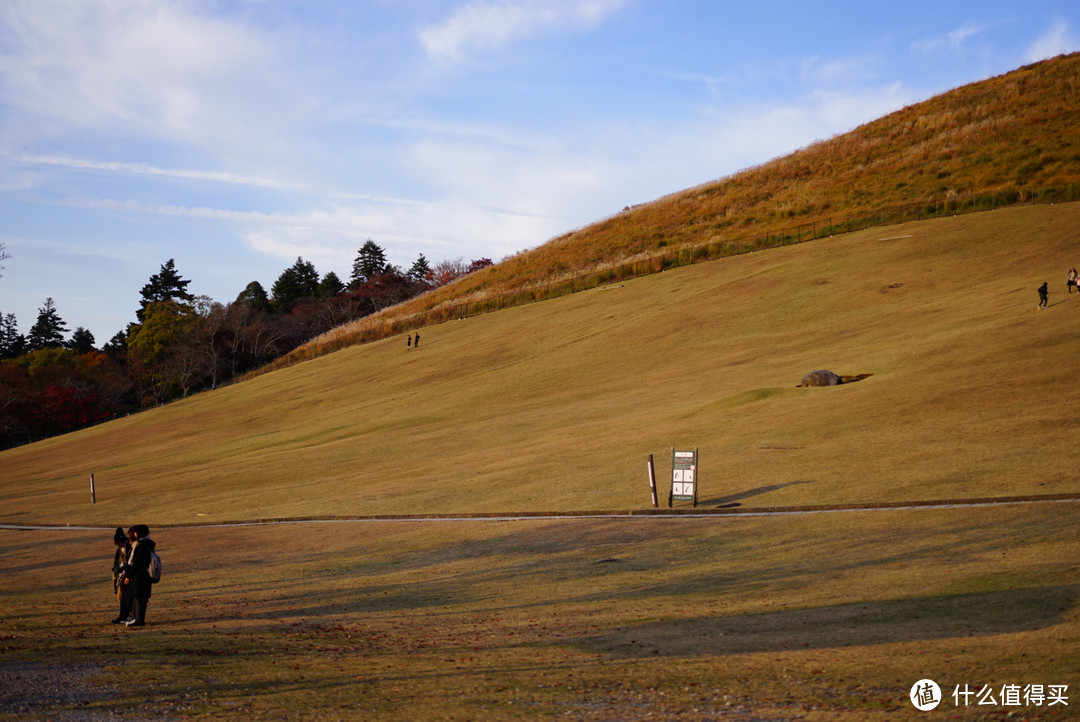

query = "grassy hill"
[
  {"left": 2, "top": 55, "right": 1078, "bottom": 525},
  {"left": 296, "top": 52, "right": 1080, "bottom": 359},
  {"left": 1, "top": 202, "right": 1077, "bottom": 525},
  {"left": 2, "top": 55, "right": 1079, "bottom": 720},
  {"left": 2, "top": 204, "right": 1078, "bottom": 719}
]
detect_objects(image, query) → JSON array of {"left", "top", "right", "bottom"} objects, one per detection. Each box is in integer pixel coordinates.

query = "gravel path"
[{"left": 0, "top": 662, "right": 115, "bottom": 720}]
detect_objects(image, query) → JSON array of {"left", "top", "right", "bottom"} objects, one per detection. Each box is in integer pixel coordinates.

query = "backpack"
[{"left": 148, "top": 549, "right": 162, "bottom": 584}]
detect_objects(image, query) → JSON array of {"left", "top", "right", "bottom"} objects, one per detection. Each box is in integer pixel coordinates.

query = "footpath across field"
[{"left": 2, "top": 501, "right": 1078, "bottom": 720}]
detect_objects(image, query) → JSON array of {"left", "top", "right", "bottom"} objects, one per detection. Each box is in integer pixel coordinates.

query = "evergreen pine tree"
[
  {"left": 351, "top": 240, "right": 388, "bottom": 286},
  {"left": 0, "top": 312, "right": 25, "bottom": 359},
  {"left": 103, "top": 329, "right": 129, "bottom": 360},
  {"left": 271, "top": 257, "right": 320, "bottom": 308},
  {"left": 68, "top": 327, "right": 97, "bottom": 354},
  {"left": 138, "top": 259, "right": 194, "bottom": 322},
  {"left": 318, "top": 271, "right": 346, "bottom": 297},
  {"left": 25, "top": 298, "right": 68, "bottom": 351},
  {"left": 235, "top": 281, "right": 272, "bottom": 312},
  {"left": 407, "top": 254, "right": 432, "bottom": 282}
]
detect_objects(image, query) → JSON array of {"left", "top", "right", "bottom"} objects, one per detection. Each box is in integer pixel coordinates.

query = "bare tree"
[
  {"left": 428, "top": 258, "right": 469, "bottom": 287},
  {"left": 0, "top": 242, "right": 9, "bottom": 280}
]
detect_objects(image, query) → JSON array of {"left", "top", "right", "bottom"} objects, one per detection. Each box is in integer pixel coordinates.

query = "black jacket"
[{"left": 123, "top": 538, "right": 156, "bottom": 600}]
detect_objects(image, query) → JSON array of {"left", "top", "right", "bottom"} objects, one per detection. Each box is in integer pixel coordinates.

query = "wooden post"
[
  {"left": 90, "top": 473, "right": 96, "bottom": 504},
  {"left": 647, "top": 454, "right": 658, "bottom": 507},
  {"left": 693, "top": 448, "right": 699, "bottom": 508},
  {"left": 669, "top": 447, "right": 674, "bottom": 508}
]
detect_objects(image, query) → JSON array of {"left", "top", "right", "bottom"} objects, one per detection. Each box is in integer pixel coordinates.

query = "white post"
[{"left": 647, "top": 454, "right": 658, "bottom": 507}]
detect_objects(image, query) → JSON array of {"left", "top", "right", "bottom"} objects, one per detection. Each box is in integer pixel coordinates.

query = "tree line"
[{"left": 0, "top": 240, "right": 492, "bottom": 449}]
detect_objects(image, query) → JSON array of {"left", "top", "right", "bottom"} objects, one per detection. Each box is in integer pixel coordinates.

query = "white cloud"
[
  {"left": 911, "top": 22, "right": 985, "bottom": 57},
  {"left": 418, "top": 0, "right": 626, "bottom": 64},
  {"left": 409, "top": 140, "right": 600, "bottom": 216},
  {"left": 948, "top": 23, "right": 984, "bottom": 51},
  {"left": 26, "top": 188, "right": 548, "bottom": 270},
  {"left": 0, "top": 0, "right": 284, "bottom": 147},
  {"left": 596, "top": 80, "right": 917, "bottom": 208},
  {"left": 40, "top": 79, "right": 919, "bottom": 272},
  {"left": 241, "top": 200, "right": 547, "bottom": 269},
  {"left": 798, "top": 55, "right": 876, "bottom": 85},
  {"left": 8, "top": 153, "right": 295, "bottom": 190},
  {"left": 1024, "top": 17, "right": 1079, "bottom": 62}
]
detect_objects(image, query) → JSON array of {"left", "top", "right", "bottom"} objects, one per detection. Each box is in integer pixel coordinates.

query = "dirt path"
[{"left": 3, "top": 493, "right": 1077, "bottom": 532}]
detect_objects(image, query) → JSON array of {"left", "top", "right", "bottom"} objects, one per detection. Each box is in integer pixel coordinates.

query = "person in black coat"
[
  {"left": 111, "top": 527, "right": 133, "bottom": 624},
  {"left": 120, "top": 525, "right": 155, "bottom": 627}
]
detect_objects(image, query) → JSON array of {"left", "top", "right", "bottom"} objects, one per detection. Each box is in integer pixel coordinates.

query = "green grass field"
[{"left": 2, "top": 203, "right": 1079, "bottom": 719}]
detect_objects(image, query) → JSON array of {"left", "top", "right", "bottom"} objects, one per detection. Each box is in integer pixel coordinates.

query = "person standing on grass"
[
  {"left": 1038, "top": 281, "right": 1049, "bottom": 309},
  {"left": 1068, "top": 268, "right": 1077, "bottom": 294},
  {"left": 119, "top": 525, "right": 155, "bottom": 627},
  {"left": 111, "top": 527, "right": 132, "bottom": 624},
  {"left": 414, "top": 332, "right": 420, "bottom": 348}
]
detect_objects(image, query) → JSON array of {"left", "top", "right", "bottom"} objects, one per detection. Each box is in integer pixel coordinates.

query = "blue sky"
[{"left": 1, "top": 0, "right": 1077, "bottom": 344}]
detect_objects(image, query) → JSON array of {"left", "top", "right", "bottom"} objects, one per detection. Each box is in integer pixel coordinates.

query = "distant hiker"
[
  {"left": 414, "top": 333, "right": 420, "bottom": 348},
  {"left": 119, "top": 524, "right": 156, "bottom": 627},
  {"left": 1068, "top": 268, "right": 1078, "bottom": 294},
  {"left": 1038, "top": 282, "right": 1049, "bottom": 309},
  {"left": 407, "top": 334, "right": 411, "bottom": 349},
  {"left": 111, "top": 527, "right": 132, "bottom": 624}
]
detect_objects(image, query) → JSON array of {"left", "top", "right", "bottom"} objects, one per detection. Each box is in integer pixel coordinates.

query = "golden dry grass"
[
  {"left": 2, "top": 503, "right": 1077, "bottom": 720},
  {"left": 304, "top": 52, "right": 1080, "bottom": 357},
  {"left": 0, "top": 204, "right": 1077, "bottom": 526},
  {"left": 2, "top": 203, "right": 1079, "bottom": 719}
]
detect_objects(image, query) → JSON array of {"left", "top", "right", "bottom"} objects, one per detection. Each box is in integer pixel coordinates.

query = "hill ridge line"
[
  {"left": 5, "top": 493, "right": 1077, "bottom": 530},
  {"left": 280, "top": 190, "right": 1080, "bottom": 371}
]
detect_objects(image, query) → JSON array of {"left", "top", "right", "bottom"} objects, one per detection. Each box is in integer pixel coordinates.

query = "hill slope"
[
  {"left": 1, "top": 203, "right": 1077, "bottom": 525},
  {"left": 299, "top": 53, "right": 1080, "bottom": 358}
]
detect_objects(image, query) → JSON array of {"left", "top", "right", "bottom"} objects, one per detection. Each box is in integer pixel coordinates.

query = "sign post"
[
  {"left": 647, "top": 454, "right": 658, "bottom": 507},
  {"left": 669, "top": 448, "right": 698, "bottom": 508}
]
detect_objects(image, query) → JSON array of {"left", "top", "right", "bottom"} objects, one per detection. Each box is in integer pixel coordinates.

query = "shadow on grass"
[
  {"left": 159, "top": 581, "right": 488, "bottom": 624},
  {"left": 703, "top": 480, "right": 815, "bottom": 506},
  {"left": 96, "top": 586, "right": 1077, "bottom": 707},
  {"left": 570, "top": 584, "right": 1079, "bottom": 657}
]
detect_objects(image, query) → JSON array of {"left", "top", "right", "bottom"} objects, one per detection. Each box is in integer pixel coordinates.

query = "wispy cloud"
[
  {"left": 26, "top": 189, "right": 556, "bottom": 269},
  {"left": 8, "top": 154, "right": 294, "bottom": 190},
  {"left": 1024, "top": 17, "right": 1079, "bottom": 62},
  {"left": 640, "top": 52, "right": 878, "bottom": 105},
  {"left": 35, "top": 195, "right": 443, "bottom": 268},
  {"left": 798, "top": 55, "right": 877, "bottom": 85},
  {"left": 7, "top": 153, "right": 453, "bottom": 210},
  {"left": 0, "top": 0, "right": 285, "bottom": 147},
  {"left": 911, "top": 22, "right": 985, "bottom": 57},
  {"left": 241, "top": 199, "right": 557, "bottom": 269},
  {"left": 418, "top": 0, "right": 626, "bottom": 64},
  {"left": 33, "top": 195, "right": 407, "bottom": 233}
]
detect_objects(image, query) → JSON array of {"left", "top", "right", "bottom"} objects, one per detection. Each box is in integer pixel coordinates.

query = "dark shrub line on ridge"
[{"left": 274, "top": 186, "right": 1079, "bottom": 371}]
